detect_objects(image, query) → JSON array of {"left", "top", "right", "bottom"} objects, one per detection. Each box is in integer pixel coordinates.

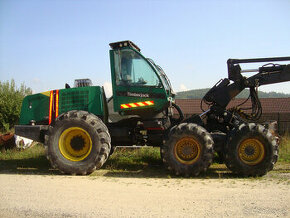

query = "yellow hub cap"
[
  {"left": 59, "top": 127, "right": 92, "bottom": 161},
  {"left": 174, "top": 137, "right": 201, "bottom": 165},
  {"left": 238, "top": 138, "right": 265, "bottom": 165}
]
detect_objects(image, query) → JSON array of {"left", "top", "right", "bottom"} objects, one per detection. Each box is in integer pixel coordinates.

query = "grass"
[
  {"left": 104, "top": 147, "right": 161, "bottom": 170},
  {"left": 0, "top": 144, "right": 57, "bottom": 174},
  {"left": 0, "top": 136, "right": 289, "bottom": 178},
  {"left": 0, "top": 143, "right": 44, "bottom": 161},
  {"left": 279, "top": 134, "right": 290, "bottom": 162},
  {"left": 98, "top": 147, "right": 166, "bottom": 177}
]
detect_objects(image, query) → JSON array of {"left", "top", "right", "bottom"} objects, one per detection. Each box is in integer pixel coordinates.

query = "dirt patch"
[
  {"left": 1, "top": 145, "right": 289, "bottom": 217},
  {"left": 0, "top": 172, "right": 289, "bottom": 217}
]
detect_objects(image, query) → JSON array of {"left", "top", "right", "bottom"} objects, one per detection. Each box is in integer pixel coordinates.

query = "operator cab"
[{"left": 109, "top": 41, "right": 175, "bottom": 117}]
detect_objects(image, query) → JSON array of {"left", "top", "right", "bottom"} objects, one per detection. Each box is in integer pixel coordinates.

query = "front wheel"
[
  {"left": 161, "top": 123, "right": 214, "bottom": 177},
  {"left": 45, "top": 110, "right": 111, "bottom": 175},
  {"left": 224, "top": 123, "right": 278, "bottom": 176}
]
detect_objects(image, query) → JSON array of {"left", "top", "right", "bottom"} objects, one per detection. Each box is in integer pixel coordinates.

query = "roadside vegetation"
[{"left": 0, "top": 80, "right": 32, "bottom": 133}]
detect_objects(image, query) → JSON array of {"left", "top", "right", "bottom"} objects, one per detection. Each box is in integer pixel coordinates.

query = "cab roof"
[{"left": 109, "top": 40, "right": 141, "bottom": 52}]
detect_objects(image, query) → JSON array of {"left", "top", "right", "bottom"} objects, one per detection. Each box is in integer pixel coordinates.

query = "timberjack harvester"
[{"left": 15, "top": 41, "right": 290, "bottom": 176}]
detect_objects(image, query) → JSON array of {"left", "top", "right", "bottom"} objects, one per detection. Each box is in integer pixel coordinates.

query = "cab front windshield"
[{"left": 147, "top": 58, "right": 173, "bottom": 92}]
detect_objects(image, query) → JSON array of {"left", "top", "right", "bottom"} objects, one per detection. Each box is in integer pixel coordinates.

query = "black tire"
[
  {"left": 161, "top": 123, "right": 214, "bottom": 177},
  {"left": 224, "top": 123, "right": 278, "bottom": 177},
  {"left": 45, "top": 110, "right": 111, "bottom": 175},
  {"left": 109, "top": 146, "right": 117, "bottom": 156}
]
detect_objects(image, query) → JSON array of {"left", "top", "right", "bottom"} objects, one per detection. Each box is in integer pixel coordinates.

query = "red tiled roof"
[{"left": 175, "top": 98, "right": 290, "bottom": 115}]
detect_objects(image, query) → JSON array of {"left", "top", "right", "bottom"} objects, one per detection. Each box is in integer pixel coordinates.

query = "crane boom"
[{"left": 203, "top": 57, "right": 290, "bottom": 110}]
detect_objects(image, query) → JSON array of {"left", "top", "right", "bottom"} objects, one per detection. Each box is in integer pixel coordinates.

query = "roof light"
[{"left": 109, "top": 40, "right": 141, "bottom": 52}]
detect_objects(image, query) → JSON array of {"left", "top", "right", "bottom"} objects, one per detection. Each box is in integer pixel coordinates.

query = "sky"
[{"left": 0, "top": 0, "right": 290, "bottom": 96}]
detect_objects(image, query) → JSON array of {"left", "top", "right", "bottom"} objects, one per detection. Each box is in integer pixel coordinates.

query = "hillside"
[{"left": 176, "top": 88, "right": 290, "bottom": 99}]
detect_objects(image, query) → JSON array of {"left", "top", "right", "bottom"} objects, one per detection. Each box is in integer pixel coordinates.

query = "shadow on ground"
[
  {"left": 0, "top": 153, "right": 233, "bottom": 178},
  {"left": 1, "top": 153, "right": 289, "bottom": 179},
  {"left": 0, "top": 156, "right": 61, "bottom": 175}
]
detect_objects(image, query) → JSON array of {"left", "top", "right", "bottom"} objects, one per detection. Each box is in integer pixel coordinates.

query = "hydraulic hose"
[{"left": 172, "top": 103, "right": 184, "bottom": 122}]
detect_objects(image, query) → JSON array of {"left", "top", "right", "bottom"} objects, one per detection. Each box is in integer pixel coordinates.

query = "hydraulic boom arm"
[{"left": 203, "top": 57, "right": 290, "bottom": 111}]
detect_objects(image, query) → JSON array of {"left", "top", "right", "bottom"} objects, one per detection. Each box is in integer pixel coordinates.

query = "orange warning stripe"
[
  {"left": 55, "top": 90, "right": 59, "bottom": 118},
  {"left": 49, "top": 91, "right": 53, "bottom": 124},
  {"left": 121, "top": 101, "right": 154, "bottom": 109},
  {"left": 49, "top": 90, "right": 59, "bottom": 124}
]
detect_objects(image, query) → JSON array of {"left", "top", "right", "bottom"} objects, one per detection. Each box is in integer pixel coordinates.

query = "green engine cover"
[{"left": 19, "top": 86, "right": 105, "bottom": 125}]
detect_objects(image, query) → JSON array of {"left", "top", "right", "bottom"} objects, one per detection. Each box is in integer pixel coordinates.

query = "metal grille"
[{"left": 59, "top": 90, "right": 89, "bottom": 113}]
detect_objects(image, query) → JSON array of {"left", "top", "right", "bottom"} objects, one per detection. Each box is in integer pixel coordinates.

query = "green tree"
[{"left": 0, "top": 79, "right": 32, "bottom": 132}]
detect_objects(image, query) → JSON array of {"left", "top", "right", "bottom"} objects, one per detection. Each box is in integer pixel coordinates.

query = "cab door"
[{"left": 110, "top": 48, "right": 169, "bottom": 115}]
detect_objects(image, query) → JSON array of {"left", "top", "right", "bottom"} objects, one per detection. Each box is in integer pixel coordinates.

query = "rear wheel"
[
  {"left": 225, "top": 123, "right": 278, "bottom": 176},
  {"left": 45, "top": 110, "right": 111, "bottom": 175},
  {"left": 161, "top": 123, "right": 214, "bottom": 177}
]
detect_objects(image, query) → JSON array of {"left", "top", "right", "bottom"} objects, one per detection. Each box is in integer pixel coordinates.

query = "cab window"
[{"left": 114, "top": 49, "right": 160, "bottom": 87}]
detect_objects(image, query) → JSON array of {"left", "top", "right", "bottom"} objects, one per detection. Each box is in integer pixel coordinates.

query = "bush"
[{"left": 0, "top": 80, "right": 32, "bottom": 132}]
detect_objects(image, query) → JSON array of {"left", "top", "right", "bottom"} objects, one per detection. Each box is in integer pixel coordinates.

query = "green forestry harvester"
[{"left": 15, "top": 41, "right": 290, "bottom": 176}]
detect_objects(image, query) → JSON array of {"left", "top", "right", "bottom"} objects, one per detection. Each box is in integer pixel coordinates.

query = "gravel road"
[{"left": 0, "top": 173, "right": 289, "bottom": 218}]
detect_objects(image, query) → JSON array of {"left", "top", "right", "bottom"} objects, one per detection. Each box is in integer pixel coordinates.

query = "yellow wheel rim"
[
  {"left": 59, "top": 127, "right": 92, "bottom": 162},
  {"left": 238, "top": 138, "right": 265, "bottom": 165},
  {"left": 174, "top": 137, "right": 201, "bottom": 165}
]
